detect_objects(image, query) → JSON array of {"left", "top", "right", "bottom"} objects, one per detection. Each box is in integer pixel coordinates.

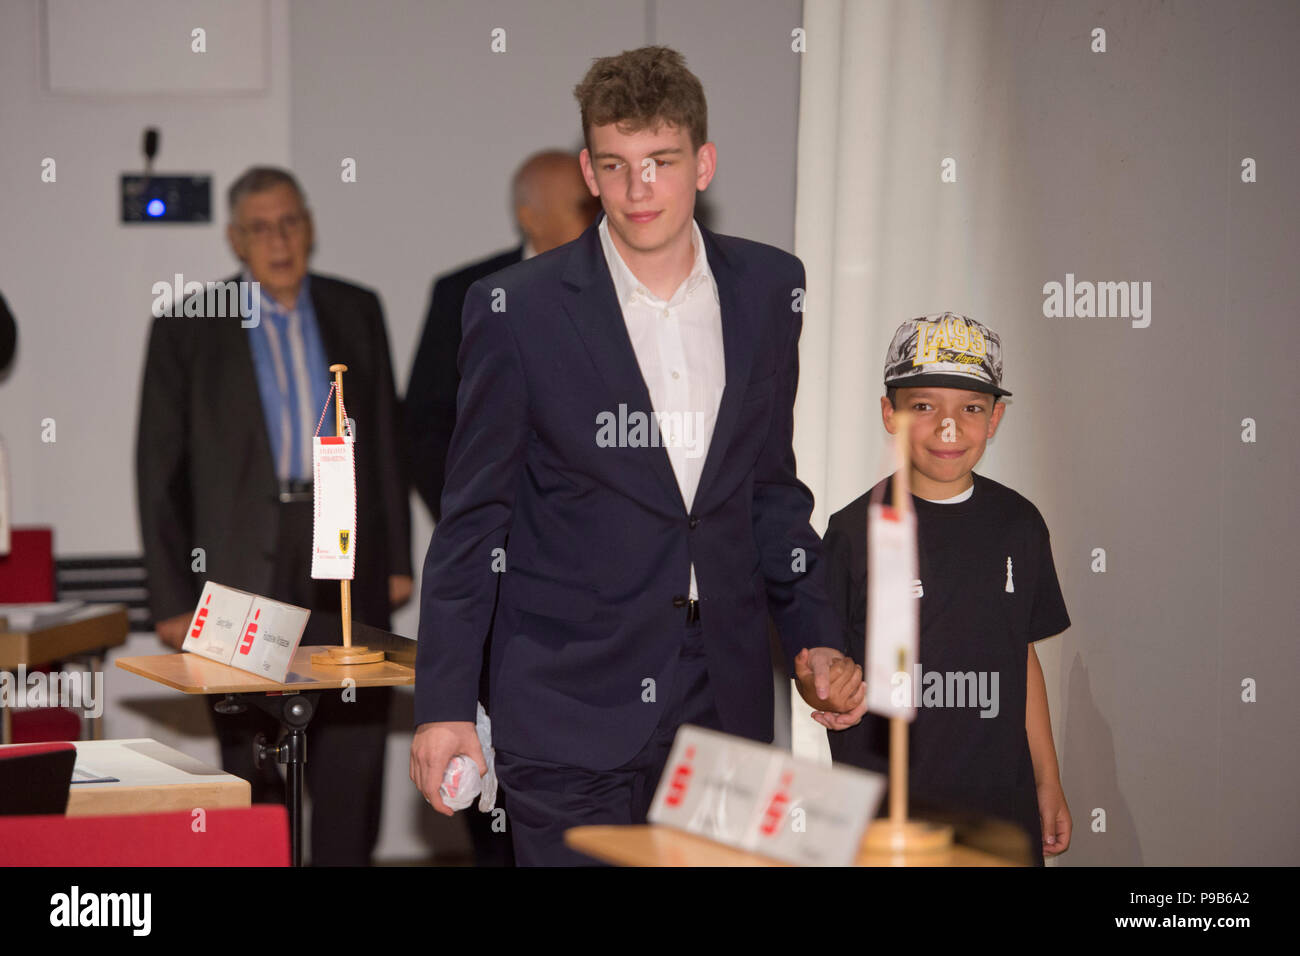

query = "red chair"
[
  {"left": 0, "top": 741, "right": 75, "bottom": 815},
  {"left": 0, "top": 527, "right": 55, "bottom": 600},
  {"left": 0, "top": 806, "right": 290, "bottom": 866},
  {"left": 0, "top": 527, "right": 89, "bottom": 742}
]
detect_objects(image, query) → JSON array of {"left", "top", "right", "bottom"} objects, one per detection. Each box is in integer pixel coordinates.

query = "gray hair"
[{"left": 227, "top": 166, "right": 308, "bottom": 215}]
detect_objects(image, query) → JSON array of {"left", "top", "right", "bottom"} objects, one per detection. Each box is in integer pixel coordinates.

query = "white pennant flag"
[
  {"left": 865, "top": 422, "right": 920, "bottom": 720},
  {"left": 311, "top": 435, "right": 356, "bottom": 580}
]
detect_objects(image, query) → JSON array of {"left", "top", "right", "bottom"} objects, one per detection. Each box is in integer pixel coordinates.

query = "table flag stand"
[
  {"left": 860, "top": 413, "right": 954, "bottom": 854},
  {"left": 310, "top": 364, "right": 383, "bottom": 667}
]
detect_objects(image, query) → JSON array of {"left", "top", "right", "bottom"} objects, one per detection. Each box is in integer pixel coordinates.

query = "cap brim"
[{"left": 885, "top": 373, "right": 1012, "bottom": 397}]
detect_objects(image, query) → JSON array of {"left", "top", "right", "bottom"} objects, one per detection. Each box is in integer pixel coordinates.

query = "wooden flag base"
[
  {"left": 862, "top": 818, "right": 954, "bottom": 854},
  {"left": 311, "top": 645, "right": 385, "bottom": 666}
]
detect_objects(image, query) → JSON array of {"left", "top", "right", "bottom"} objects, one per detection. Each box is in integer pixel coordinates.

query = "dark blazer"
[
  {"left": 405, "top": 246, "right": 523, "bottom": 520},
  {"left": 415, "top": 216, "right": 848, "bottom": 769},
  {"left": 136, "top": 273, "right": 411, "bottom": 631},
  {"left": 0, "top": 292, "right": 15, "bottom": 374}
]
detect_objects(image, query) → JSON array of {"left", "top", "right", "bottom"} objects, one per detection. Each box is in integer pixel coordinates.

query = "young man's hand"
[
  {"left": 1037, "top": 779, "right": 1072, "bottom": 856},
  {"left": 794, "top": 647, "right": 867, "bottom": 729}
]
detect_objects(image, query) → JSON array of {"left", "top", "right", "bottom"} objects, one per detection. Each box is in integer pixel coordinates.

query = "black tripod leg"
[{"left": 251, "top": 692, "right": 318, "bottom": 867}]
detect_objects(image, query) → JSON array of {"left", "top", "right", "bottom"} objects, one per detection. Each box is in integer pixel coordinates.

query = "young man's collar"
[{"left": 597, "top": 215, "right": 718, "bottom": 309}]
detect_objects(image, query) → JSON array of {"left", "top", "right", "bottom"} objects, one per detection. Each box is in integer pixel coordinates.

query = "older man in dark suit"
[
  {"left": 136, "top": 166, "right": 411, "bottom": 865},
  {"left": 405, "top": 150, "right": 599, "bottom": 520}
]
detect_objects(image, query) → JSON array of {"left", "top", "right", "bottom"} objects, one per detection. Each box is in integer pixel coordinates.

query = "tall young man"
[{"left": 410, "top": 47, "right": 864, "bottom": 865}]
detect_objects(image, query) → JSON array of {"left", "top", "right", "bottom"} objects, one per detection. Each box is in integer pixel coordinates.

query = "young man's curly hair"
[{"left": 573, "top": 46, "right": 708, "bottom": 154}]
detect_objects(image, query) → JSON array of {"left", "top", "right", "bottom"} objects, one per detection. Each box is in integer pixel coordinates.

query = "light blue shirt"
[{"left": 242, "top": 274, "right": 333, "bottom": 482}]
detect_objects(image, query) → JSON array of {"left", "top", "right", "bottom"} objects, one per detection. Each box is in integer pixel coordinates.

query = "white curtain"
[{"left": 789, "top": 0, "right": 1023, "bottom": 759}]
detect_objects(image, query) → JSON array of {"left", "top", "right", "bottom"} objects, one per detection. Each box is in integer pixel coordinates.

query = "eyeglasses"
[{"left": 237, "top": 213, "right": 308, "bottom": 243}]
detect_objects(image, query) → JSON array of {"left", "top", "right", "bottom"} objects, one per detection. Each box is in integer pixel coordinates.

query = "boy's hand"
[
  {"left": 1037, "top": 779, "right": 1072, "bottom": 856},
  {"left": 794, "top": 647, "right": 867, "bottom": 729}
]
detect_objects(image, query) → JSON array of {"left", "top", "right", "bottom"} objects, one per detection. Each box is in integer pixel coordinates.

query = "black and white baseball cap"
[{"left": 883, "top": 312, "right": 1011, "bottom": 397}]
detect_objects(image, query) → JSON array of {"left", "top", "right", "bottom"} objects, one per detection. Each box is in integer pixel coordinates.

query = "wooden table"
[
  {"left": 566, "top": 824, "right": 1019, "bottom": 867},
  {"left": 57, "top": 737, "right": 250, "bottom": 816},
  {"left": 115, "top": 622, "right": 415, "bottom": 866},
  {"left": 0, "top": 603, "right": 129, "bottom": 744},
  {"left": 115, "top": 643, "right": 415, "bottom": 695}
]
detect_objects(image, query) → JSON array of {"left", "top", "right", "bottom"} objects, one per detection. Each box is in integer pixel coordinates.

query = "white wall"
[
  {"left": 0, "top": 0, "right": 291, "bottom": 790},
  {"left": 794, "top": 0, "right": 1300, "bottom": 865},
  {"left": 1, "top": 0, "right": 804, "bottom": 864}
]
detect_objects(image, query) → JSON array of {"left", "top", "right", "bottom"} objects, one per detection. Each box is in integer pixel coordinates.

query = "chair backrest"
[
  {"left": 0, "top": 527, "right": 55, "bottom": 602},
  {"left": 0, "top": 742, "right": 75, "bottom": 815},
  {"left": 55, "top": 553, "right": 154, "bottom": 632},
  {"left": 0, "top": 806, "right": 290, "bottom": 866}
]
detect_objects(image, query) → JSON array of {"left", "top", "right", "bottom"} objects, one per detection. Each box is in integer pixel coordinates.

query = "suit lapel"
[
  {"left": 694, "top": 226, "right": 756, "bottom": 510},
  {"left": 308, "top": 276, "right": 346, "bottom": 384},
  {"left": 560, "top": 221, "right": 686, "bottom": 513},
  {"left": 559, "top": 219, "right": 760, "bottom": 516},
  {"left": 219, "top": 274, "right": 278, "bottom": 489}
]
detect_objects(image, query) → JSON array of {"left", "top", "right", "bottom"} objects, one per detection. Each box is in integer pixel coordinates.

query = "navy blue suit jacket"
[{"left": 414, "top": 216, "right": 848, "bottom": 769}]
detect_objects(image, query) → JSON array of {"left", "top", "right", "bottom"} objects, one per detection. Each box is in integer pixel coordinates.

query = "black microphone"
[
  {"left": 0, "top": 292, "right": 15, "bottom": 376},
  {"left": 142, "top": 127, "right": 159, "bottom": 177}
]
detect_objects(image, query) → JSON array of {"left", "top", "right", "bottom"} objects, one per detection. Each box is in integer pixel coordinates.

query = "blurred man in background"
[
  {"left": 136, "top": 166, "right": 411, "bottom": 865},
  {"left": 406, "top": 150, "right": 599, "bottom": 520}
]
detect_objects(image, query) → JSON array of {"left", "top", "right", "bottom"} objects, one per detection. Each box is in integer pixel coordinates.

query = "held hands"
[
  {"left": 409, "top": 720, "right": 486, "bottom": 816},
  {"left": 1037, "top": 778, "right": 1072, "bottom": 856},
  {"left": 794, "top": 647, "right": 868, "bottom": 731}
]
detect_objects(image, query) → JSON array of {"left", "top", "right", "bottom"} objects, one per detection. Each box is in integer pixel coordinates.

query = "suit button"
[
  {"left": 688, "top": 515, "right": 699, "bottom": 529},
  {"left": 672, "top": 595, "right": 687, "bottom": 608}
]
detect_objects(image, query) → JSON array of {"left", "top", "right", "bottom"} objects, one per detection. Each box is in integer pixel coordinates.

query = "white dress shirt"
[{"left": 598, "top": 215, "right": 725, "bottom": 600}]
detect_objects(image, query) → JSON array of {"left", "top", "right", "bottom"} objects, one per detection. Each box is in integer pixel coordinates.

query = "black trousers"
[
  {"left": 494, "top": 618, "right": 722, "bottom": 866},
  {"left": 209, "top": 499, "right": 390, "bottom": 866}
]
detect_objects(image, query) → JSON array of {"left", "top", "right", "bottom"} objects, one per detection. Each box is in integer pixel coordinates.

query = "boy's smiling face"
[{"left": 882, "top": 387, "right": 1006, "bottom": 499}]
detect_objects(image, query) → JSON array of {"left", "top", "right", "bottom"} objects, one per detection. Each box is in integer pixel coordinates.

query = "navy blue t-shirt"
[{"left": 823, "top": 471, "right": 1070, "bottom": 865}]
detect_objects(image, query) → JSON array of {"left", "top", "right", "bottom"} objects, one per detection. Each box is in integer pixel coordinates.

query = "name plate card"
[
  {"left": 181, "top": 582, "right": 254, "bottom": 664},
  {"left": 229, "top": 596, "right": 311, "bottom": 683},
  {"left": 648, "top": 725, "right": 885, "bottom": 866},
  {"left": 181, "top": 582, "right": 309, "bottom": 682}
]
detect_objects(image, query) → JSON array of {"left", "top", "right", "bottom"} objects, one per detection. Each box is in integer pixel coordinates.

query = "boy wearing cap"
[{"left": 824, "top": 313, "right": 1072, "bottom": 865}]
